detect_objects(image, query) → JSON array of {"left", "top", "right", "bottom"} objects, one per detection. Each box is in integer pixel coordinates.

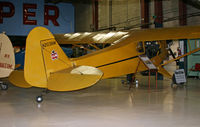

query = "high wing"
[
  {"left": 128, "top": 25, "right": 200, "bottom": 41},
  {"left": 55, "top": 26, "right": 200, "bottom": 45},
  {"left": 54, "top": 31, "right": 129, "bottom": 44}
]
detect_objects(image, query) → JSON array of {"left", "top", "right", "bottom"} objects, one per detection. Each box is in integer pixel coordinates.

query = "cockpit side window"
[{"left": 136, "top": 41, "right": 144, "bottom": 53}]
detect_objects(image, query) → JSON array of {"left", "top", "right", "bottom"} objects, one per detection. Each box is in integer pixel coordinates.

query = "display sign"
[
  {"left": 0, "top": 0, "right": 74, "bottom": 36},
  {"left": 174, "top": 69, "right": 186, "bottom": 84},
  {"left": 139, "top": 55, "right": 157, "bottom": 70}
]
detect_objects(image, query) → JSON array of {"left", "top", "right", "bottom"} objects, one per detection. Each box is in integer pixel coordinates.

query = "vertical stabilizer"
[
  {"left": 25, "top": 27, "right": 72, "bottom": 88},
  {"left": 0, "top": 33, "right": 15, "bottom": 78}
]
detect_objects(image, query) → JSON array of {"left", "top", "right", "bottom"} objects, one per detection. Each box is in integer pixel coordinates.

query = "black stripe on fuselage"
[{"left": 96, "top": 55, "right": 139, "bottom": 68}]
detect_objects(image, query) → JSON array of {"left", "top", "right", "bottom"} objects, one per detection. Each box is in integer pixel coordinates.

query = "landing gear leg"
[
  {"left": 35, "top": 89, "right": 49, "bottom": 103},
  {"left": 129, "top": 74, "right": 136, "bottom": 90}
]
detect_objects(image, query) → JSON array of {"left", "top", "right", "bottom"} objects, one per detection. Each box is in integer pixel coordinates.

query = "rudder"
[
  {"left": 0, "top": 33, "right": 15, "bottom": 78},
  {"left": 24, "top": 27, "right": 72, "bottom": 88}
]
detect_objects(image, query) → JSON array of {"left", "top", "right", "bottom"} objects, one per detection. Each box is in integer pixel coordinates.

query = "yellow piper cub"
[{"left": 8, "top": 26, "right": 200, "bottom": 102}]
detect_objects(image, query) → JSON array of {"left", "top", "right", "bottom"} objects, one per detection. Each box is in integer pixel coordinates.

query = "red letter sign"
[
  {"left": 44, "top": 5, "right": 59, "bottom": 26},
  {"left": 23, "top": 4, "right": 37, "bottom": 25},
  {"left": 0, "top": 2, "right": 15, "bottom": 23}
]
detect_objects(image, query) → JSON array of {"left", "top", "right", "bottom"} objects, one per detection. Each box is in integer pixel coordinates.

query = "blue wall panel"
[{"left": 0, "top": 0, "right": 74, "bottom": 35}]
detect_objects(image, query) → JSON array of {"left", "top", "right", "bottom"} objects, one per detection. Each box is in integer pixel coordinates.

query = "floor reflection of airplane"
[
  {"left": 0, "top": 33, "right": 15, "bottom": 90},
  {"left": 8, "top": 26, "right": 200, "bottom": 102}
]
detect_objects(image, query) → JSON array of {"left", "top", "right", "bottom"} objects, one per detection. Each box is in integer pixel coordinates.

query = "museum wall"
[
  {"left": 74, "top": 2, "right": 93, "bottom": 32},
  {"left": 74, "top": 0, "right": 200, "bottom": 32},
  {"left": 162, "top": 0, "right": 179, "bottom": 27},
  {"left": 187, "top": 4, "right": 200, "bottom": 26},
  {"left": 98, "top": 0, "right": 141, "bottom": 30}
]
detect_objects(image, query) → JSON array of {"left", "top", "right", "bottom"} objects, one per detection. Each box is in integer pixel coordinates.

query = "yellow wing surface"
[
  {"left": 55, "top": 26, "right": 200, "bottom": 44},
  {"left": 48, "top": 66, "right": 103, "bottom": 91},
  {"left": 54, "top": 31, "right": 129, "bottom": 44}
]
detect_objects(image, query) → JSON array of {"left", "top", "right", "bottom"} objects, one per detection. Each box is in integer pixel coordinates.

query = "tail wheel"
[{"left": 36, "top": 96, "right": 43, "bottom": 103}]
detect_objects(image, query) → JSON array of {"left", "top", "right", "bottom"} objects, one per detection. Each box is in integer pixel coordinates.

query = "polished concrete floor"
[{"left": 1, "top": 74, "right": 200, "bottom": 127}]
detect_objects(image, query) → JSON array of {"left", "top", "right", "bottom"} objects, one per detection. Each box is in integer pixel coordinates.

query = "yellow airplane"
[
  {"left": 0, "top": 33, "right": 15, "bottom": 90},
  {"left": 8, "top": 25, "right": 200, "bottom": 102}
]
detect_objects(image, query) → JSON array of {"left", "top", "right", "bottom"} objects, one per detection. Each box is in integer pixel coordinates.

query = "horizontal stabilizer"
[
  {"left": 158, "top": 66, "right": 172, "bottom": 79},
  {"left": 8, "top": 71, "right": 32, "bottom": 88},
  {"left": 47, "top": 66, "right": 103, "bottom": 91}
]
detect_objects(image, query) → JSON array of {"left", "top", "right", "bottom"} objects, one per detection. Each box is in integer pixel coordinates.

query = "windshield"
[{"left": 136, "top": 41, "right": 144, "bottom": 53}]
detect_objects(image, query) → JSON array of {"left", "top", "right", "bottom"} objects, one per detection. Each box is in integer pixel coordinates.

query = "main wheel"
[
  {"left": 36, "top": 96, "right": 43, "bottom": 103},
  {"left": 1, "top": 83, "right": 8, "bottom": 90}
]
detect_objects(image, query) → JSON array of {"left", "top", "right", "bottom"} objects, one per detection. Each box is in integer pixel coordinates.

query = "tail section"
[
  {"left": 0, "top": 33, "right": 15, "bottom": 78},
  {"left": 24, "top": 27, "right": 72, "bottom": 88}
]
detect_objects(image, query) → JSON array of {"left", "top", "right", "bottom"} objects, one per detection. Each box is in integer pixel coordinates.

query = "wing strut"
[
  {"left": 88, "top": 44, "right": 100, "bottom": 50},
  {"left": 161, "top": 47, "right": 200, "bottom": 66},
  {"left": 72, "top": 44, "right": 94, "bottom": 52}
]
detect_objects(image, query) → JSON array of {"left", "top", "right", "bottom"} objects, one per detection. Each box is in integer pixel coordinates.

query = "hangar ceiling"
[
  {"left": 45, "top": 0, "right": 200, "bottom": 9},
  {"left": 45, "top": 0, "right": 91, "bottom": 4},
  {"left": 183, "top": 0, "right": 200, "bottom": 9}
]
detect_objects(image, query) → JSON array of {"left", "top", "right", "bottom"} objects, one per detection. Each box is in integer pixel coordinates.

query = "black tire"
[{"left": 36, "top": 96, "right": 43, "bottom": 103}]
